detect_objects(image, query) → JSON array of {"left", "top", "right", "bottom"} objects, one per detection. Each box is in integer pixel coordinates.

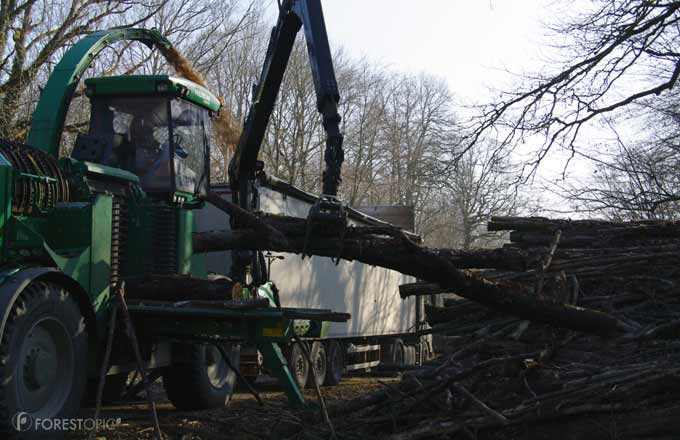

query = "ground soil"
[{"left": 67, "top": 374, "right": 396, "bottom": 440}]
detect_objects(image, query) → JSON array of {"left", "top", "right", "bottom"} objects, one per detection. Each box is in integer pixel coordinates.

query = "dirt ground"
[{"left": 67, "top": 374, "right": 397, "bottom": 440}]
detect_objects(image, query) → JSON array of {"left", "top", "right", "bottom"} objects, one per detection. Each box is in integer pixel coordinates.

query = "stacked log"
[
  {"left": 489, "top": 215, "right": 680, "bottom": 248},
  {"left": 193, "top": 199, "right": 680, "bottom": 438},
  {"left": 290, "top": 216, "right": 680, "bottom": 439},
  {"left": 488, "top": 215, "right": 680, "bottom": 296},
  {"left": 300, "top": 321, "right": 680, "bottom": 439}
]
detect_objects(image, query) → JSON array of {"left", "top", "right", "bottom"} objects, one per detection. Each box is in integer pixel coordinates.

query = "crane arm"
[{"left": 228, "top": 0, "right": 344, "bottom": 209}]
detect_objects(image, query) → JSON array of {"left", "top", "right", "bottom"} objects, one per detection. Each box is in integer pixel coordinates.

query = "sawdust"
[
  {"left": 157, "top": 45, "right": 241, "bottom": 151},
  {"left": 157, "top": 45, "right": 206, "bottom": 87}
]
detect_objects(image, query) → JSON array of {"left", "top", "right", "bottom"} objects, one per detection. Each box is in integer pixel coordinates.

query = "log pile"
[
  {"left": 487, "top": 216, "right": 680, "bottom": 313},
  {"left": 489, "top": 216, "right": 680, "bottom": 248},
  {"left": 299, "top": 318, "right": 680, "bottom": 439},
  {"left": 193, "top": 197, "right": 680, "bottom": 438},
  {"left": 286, "top": 216, "right": 680, "bottom": 439}
]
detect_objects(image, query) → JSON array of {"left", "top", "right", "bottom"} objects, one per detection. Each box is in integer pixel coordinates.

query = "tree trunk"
[{"left": 193, "top": 194, "right": 628, "bottom": 337}]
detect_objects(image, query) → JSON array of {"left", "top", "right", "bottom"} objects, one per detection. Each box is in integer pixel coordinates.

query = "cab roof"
[{"left": 84, "top": 75, "right": 221, "bottom": 112}]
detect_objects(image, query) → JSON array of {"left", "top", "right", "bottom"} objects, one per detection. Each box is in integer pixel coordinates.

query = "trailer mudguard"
[{"left": 27, "top": 28, "right": 172, "bottom": 157}]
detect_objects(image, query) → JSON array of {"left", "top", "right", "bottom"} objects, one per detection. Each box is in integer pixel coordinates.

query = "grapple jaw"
[{"left": 303, "top": 195, "right": 347, "bottom": 264}]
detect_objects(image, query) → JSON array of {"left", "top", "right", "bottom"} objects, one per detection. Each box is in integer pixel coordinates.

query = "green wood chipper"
[{"left": 0, "top": 1, "right": 351, "bottom": 436}]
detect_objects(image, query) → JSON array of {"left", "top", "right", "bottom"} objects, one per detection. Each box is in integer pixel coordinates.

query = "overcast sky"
[
  {"left": 269, "top": 0, "right": 550, "bottom": 104},
  {"left": 263, "top": 1, "right": 593, "bottom": 210}
]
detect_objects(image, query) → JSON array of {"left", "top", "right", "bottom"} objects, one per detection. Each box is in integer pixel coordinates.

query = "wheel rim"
[
  {"left": 313, "top": 349, "right": 325, "bottom": 378},
  {"left": 205, "top": 345, "right": 229, "bottom": 388},
  {"left": 17, "top": 317, "right": 74, "bottom": 417},
  {"left": 295, "top": 353, "right": 307, "bottom": 382}
]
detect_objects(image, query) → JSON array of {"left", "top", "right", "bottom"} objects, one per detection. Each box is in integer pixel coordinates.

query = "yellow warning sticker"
[{"left": 262, "top": 326, "right": 285, "bottom": 337}]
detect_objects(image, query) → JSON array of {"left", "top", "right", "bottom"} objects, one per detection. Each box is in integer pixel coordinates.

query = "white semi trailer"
[{"left": 195, "top": 176, "right": 430, "bottom": 388}]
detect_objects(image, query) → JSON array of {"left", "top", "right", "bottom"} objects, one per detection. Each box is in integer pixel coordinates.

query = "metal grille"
[
  {"left": 151, "top": 205, "right": 178, "bottom": 274},
  {"left": 111, "top": 196, "right": 129, "bottom": 287},
  {"left": 0, "top": 139, "right": 70, "bottom": 215}
]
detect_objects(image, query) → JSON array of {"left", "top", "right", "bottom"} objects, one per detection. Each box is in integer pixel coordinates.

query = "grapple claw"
[{"left": 302, "top": 195, "right": 347, "bottom": 264}]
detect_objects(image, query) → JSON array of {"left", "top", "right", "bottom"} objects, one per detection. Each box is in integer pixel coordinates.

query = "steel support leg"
[{"left": 256, "top": 341, "right": 306, "bottom": 408}]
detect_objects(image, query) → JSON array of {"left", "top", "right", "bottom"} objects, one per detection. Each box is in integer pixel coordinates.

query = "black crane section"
[
  {"left": 227, "top": 0, "right": 346, "bottom": 284},
  {"left": 228, "top": 0, "right": 344, "bottom": 208}
]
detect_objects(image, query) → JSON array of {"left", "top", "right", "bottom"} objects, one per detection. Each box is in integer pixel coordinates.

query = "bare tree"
[
  {"left": 0, "top": 0, "right": 169, "bottom": 141},
  {"left": 465, "top": 1, "right": 680, "bottom": 181},
  {"left": 338, "top": 60, "right": 387, "bottom": 206},
  {"left": 559, "top": 92, "right": 680, "bottom": 219},
  {"left": 420, "top": 143, "right": 525, "bottom": 249},
  {"left": 448, "top": 144, "right": 523, "bottom": 249},
  {"left": 379, "top": 73, "right": 455, "bottom": 216}
]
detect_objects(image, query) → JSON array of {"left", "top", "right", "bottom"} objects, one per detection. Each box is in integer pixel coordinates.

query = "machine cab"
[{"left": 74, "top": 75, "right": 221, "bottom": 199}]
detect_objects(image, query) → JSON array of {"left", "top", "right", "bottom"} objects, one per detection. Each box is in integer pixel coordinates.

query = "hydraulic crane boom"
[{"left": 228, "top": 0, "right": 344, "bottom": 209}]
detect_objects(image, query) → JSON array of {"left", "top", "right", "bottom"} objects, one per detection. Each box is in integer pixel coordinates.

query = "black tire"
[
  {"left": 324, "top": 340, "right": 344, "bottom": 386},
  {"left": 163, "top": 343, "right": 240, "bottom": 411},
  {"left": 392, "top": 339, "right": 405, "bottom": 367},
  {"left": 285, "top": 343, "right": 308, "bottom": 389},
  {"left": 306, "top": 342, "right": 326, "bottom": 388},
  {"left": 0, "top": 281, "right": 88, "bottom": 437},
  {"left": 420, "top": 341, "right": 431, "bottom": 364},
  {"left": 405, "top": 345, "right": 416, "bottom": 366}
]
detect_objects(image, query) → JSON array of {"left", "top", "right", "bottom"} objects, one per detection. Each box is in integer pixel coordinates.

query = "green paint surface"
[
  {"left": 27, "top": 28, "right": 173, "bottom": 157},
  {"left": 0, "top": 158, "right": 13, "bottom": 261},
  {"left": 177, "top": 208, "right": 193, "bottom": 274},
  {"left": 89, "top": 195, "right": 112, "bottom": 320},
  {"left": 85, "top": 75, "right": 221, "bottom": 112}
]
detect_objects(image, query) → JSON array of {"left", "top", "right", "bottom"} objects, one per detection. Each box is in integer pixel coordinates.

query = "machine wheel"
[
  {"left": 420, "top": 341, "right": 431, "bottom": 364},
  {"left": 391, "top": 339, "right": 405, "bottom": 367},
  {"left": 163, "top": 343, "right": 240, "bottom": 411},
  {"left": 405, "top": 345, "right": 416, "bottom": 366},
  {"left": 285, "top": 343, "right": 308, "bottom": 389},
  {"left": 306, "top": 342, "right": 326, "bottom": 388},
  {"left": 0, "top": 281, "right": 88, "bottom": 435},
  {"left": 324, "top": 340, "right": 344, "bottom": 386}
]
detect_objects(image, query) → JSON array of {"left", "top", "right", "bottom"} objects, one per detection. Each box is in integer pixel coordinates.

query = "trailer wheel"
[
  {"left": 306, "top": 342, "right": 326, "bottom": 388},
  {"left": 392, "top": 339, "right": 405, "bottom": 367},
  {"left": 285, "top": 342, "right": 308, "bottom": 389},
  {"left": 163, "top": 343, "right": 240, "bottom": 410},
  {"left": 0, "top": 281, "right": 88, "bottom": 435},
  {"left": 324, "top": 340, "right": 344, "bottom": 386},
  {"left": 405, "top": 345, "right": 416, "bottom": 366},
  {"left": 420, "top": 341, "right": 431, "bottom": 364}
]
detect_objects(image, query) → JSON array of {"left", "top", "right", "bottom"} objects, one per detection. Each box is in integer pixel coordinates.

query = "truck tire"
[
  {"left": 420, "top": 341, "right": 431, "bottom": 364},
  {"left": 0, "top": 281, "right": 88, "bottom": 436},
  {"left": 391, "top": 339, "right": 405, "bottom": 367},
  {"left": 405, "top": 345, "right": 416, "bottom": 366},
  {"left": 285, "top": 342, "right": 308, "bottom": 389},
  {"left": 306, "top": 342, "right": 326, "bottom": 388},
  {"left": 324, "top": 340, "right": 344, "bottom": 386},
  {"left": 163, "top": 343, "right": 240, "bottom": 411}
]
